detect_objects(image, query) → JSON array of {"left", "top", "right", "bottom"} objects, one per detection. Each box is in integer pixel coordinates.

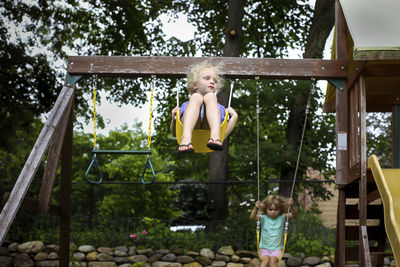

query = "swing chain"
[
  {"left": 93, "top": 77, "right": 97, "bottom": 149},
  {"left": 147, "top": 86, "right": 154, "bottom": 150}
]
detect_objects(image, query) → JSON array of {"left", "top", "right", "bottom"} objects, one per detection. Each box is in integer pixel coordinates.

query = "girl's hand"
[
  {"left": 171, "top": 106, "right": 180, "bottom": 120},
  {"left": 226, "top": 107, "right": 237, "bottom": 118},
  {"left": 287, "top": 198, "right": 294, "bottom": 205},
  {"left": 255, "top": 200, "right": 261, "bottom": 209}
]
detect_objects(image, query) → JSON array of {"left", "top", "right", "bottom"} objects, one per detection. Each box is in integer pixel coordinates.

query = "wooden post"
[
  {"left": 335, "top": 0, "right": 348, "bottom": 186},
  {"left": 393, "top": 105, "right": 400, "bottom": 168},
  {"left": 358, "top": 75, "right": 369, "bottom": 267},
  {"left": 335, "top": 188, "right": 346, "bottom": 267},
  {"left": 59, "top": 90, "right": 74, "bottom": 267},
  {"left": 335, "top": 1, "right": 348, "bottom": 266}
]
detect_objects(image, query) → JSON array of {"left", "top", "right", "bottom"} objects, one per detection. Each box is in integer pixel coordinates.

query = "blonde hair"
[
  {"left": 259, "top": 195, "right": 288, "bottom": 215},
  {"left": 186, "top": 61, "right": 224, "bottom": 94}
]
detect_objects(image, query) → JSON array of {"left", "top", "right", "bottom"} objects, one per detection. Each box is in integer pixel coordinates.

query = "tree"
[
  {"left": 278, "top": 0, "right": 335, "bottom": 198},
  {"left": 1, "top": 0, "right": 338, "bottom": 224}
]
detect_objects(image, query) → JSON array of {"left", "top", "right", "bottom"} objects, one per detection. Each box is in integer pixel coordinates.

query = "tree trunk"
[
  {"left": 278, "top": 0, "right": 335, "bottom": 197},
  {"left": 208, "top": 0, "right": 244, "bottom": 221}
]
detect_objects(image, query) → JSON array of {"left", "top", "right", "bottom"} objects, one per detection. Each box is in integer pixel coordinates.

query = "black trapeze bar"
[{"left": 91, "top": 150, "right": 151, "bottom": 155}]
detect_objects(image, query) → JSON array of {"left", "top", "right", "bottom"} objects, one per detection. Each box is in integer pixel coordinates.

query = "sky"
[{"left": 79, "top": 10, "right": 333, "bottom": 137}]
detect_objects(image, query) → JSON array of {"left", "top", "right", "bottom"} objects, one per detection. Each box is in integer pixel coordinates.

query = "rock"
[
  {"left": 217, "top": 246, "right": 235, "bottom": 256},
  {"left": 226, "top": 263, "right": 244, "bottom": 267},
  {"left": 151, "top": 261, "right": 182, "bottom": 267},
  {"left": 315, "top": 263, "right": 331, "bottom": 267},
  {"left": 88, "top": 262, "right": 116, "bottom": 267},
  {"left": 48, "top": 252, "right": 58, "bottom": 260},
  {"left": 215, "top": 254, "right": 230, "bottom": 262},
  {"left": 186, "top": 251, "right": 199, "bottom": 258},
  {"left": 35, "top": 261, "right": 60, "bottom": 267},
  {"left": 128, "top": 254, "right": 149, "bottom": 263},
  {"left": 195, "top": 256, "right": 212, "bottom": 266},
  {"left": 391, "top": 260, "right": 396, "bottom": 267},
  {"left": 149, "top": 254, "right": 163, "bottom": 263},
  {"left": 170, "top": 247, "right": 185, "bottom": 255},
  {"left": 200, "top": 248, "right": 215, "bottom": 259},
  {"left": 34, "top": 252, "right": 49, "bottom": 261},
  {"left": 235, "top": 250, "right": 255, "bottom": 258},
  {"left": 13, "top": 253, "right": 34, "bottom": 267},
  {"left": 239, "top": 257, "right": 251, "bottom": 264},
  {"left": 286, "top": 256, "right": 302, "bottom": 267},
  {"left": 70, "top": 261, "right": 87, "bottom": 267},
  {"left": 45, "top": 245, "right": 59, "bottom": 253},
  {"left": 183, "top": 262, "right": 202, "bottom": 267},
  {"left": 8, "top": 242, "right": 18, "bottom": 252},
  {"left": 211, "top": 260, "right": 226, "bottom": 266},
  {"left": 230, "top": 255, "right": 240, "bottom": 263},
  {"left": 98, "top": 247, "right": 113, "bottom": 255},
  {"left": 17, "top": 241, "right": 44, "bottom": 253},
  {"left": 303, "top": 256, "right": 320, "bottom": 266},
  {"left": 113, "top": 249, "right": 127, "bottom": 256},
  {"left": 113, "top": 256, "right": 129, "bottom": 264},
  {"left": 162, "top": 253, "right": 177, "bottom": 262},
  {"left": 87, "top": 251, "right": 99, "bottom": 261},
  {"left": 97, "top": 253, "right": 113, "bottom": 261},
  {"left": 155, "top": 249, "right": 170, "bottom": 255},
  {"left": 320, "top": 256, "right": 330, "bottom": 263},
  {"left": 246, "top": 258, "right": 260, "bottom": 267},
  {"left": 72, "top": 252, "right": 86, "bottom": 261},
  {"left": 177, "top": 255, "right": 194, "bottom": 264},
  {"left": 79, "top": 245, "right": 96, "bottom": 253},
  {"left": 0, "top": 256, "right": 12, "bottom": 267},
  {"left": 115, "top": 246, "right": 128, "bottom": 253},
  {"left": 137, "top": 248, "right": 153, "bottom": 255},
  {"left": 277, "top": 260, "right": 286, "bottom": 267},
  {"left": 383, "top": 257, "right": 390, "bottom": 265}
]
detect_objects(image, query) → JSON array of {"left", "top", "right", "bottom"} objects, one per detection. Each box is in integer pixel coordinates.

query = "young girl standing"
[
  {"left": 250, "top": 195, "right": 297, "bottom": 267},
  {"left": 170, "top": 61, "right": 238, "bottom": 153}
]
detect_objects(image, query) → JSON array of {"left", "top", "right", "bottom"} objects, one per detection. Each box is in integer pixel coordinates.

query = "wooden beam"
[
  {"left": 1, "top": 193, "right": 60, "bottom": 216},
  {"left": 38, "top": 100, "right": 73, "bottom": 213},
  {"left": 0, "top": 85, "right": 75, "bottom": 245},
  {"left": 364, "top": 64, "right": 400, "bottom": 77},
  {"left": 335, "top": 0, "right": 349, "bottom": 187},
  {"left": 67, "top": 56, "right": 347, "bottom": 80},
  {"left": 59, "top": 97, "right": 74, "bottom": 267}
]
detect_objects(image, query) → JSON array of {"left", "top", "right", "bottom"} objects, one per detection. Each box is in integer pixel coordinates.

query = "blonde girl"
[{"left": 170, "top": 61, "right": 238, "bottom": 153}]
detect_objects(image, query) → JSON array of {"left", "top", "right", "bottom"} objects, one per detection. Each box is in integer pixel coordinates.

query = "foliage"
[
  {"left": 366, "top": 113, "right": 392, "bottom": 167},
  {"left": 287, "top": 232, "right": 334, "bottom": 257},
  {"left": 287, "top": 208, "right": 335, "bottom": 257}
]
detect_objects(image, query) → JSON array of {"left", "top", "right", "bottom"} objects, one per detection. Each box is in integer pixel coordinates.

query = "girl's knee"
[
  {"left": 203, "top": 92, "right": 218, "bottom": 102},
  {"left": 269, "top": 257, "right": 278, "bottom": 267},
  {"left": 189, "top": 93, "right": 204, "bottom": 102}
]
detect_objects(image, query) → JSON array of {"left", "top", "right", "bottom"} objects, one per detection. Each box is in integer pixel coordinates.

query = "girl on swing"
[
  {"left": 170, "top": 61, "right": 238, "bottom": 153},
  {"left": 250, "top": 195, "right": 297, "bottom": 267}
]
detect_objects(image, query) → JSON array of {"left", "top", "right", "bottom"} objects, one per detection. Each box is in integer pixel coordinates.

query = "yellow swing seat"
[{"left": 176, "top": 109, "right": 229, "bottom": 153}]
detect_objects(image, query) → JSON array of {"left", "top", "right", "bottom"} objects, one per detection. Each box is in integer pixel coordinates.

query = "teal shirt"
[{"left": 259, "top": 214, "right": 285, "bottom": 250}]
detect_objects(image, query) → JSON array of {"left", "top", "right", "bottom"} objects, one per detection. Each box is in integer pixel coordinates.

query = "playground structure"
[{"left": 0, "top": 0, "right": 399, "bottom": 266}]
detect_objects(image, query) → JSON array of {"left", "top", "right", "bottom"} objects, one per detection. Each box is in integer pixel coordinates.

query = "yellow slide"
[{"left": 368, "top": 155, "right": 400, "bottom": 266}]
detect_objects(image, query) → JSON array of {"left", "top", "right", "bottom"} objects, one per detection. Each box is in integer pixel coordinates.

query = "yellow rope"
[
  {"left": 147, "top": 88, "right": 154, "bottom": 150},
  {"left": 92, "top": 86, "right": 97, "bottom": 149}
]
